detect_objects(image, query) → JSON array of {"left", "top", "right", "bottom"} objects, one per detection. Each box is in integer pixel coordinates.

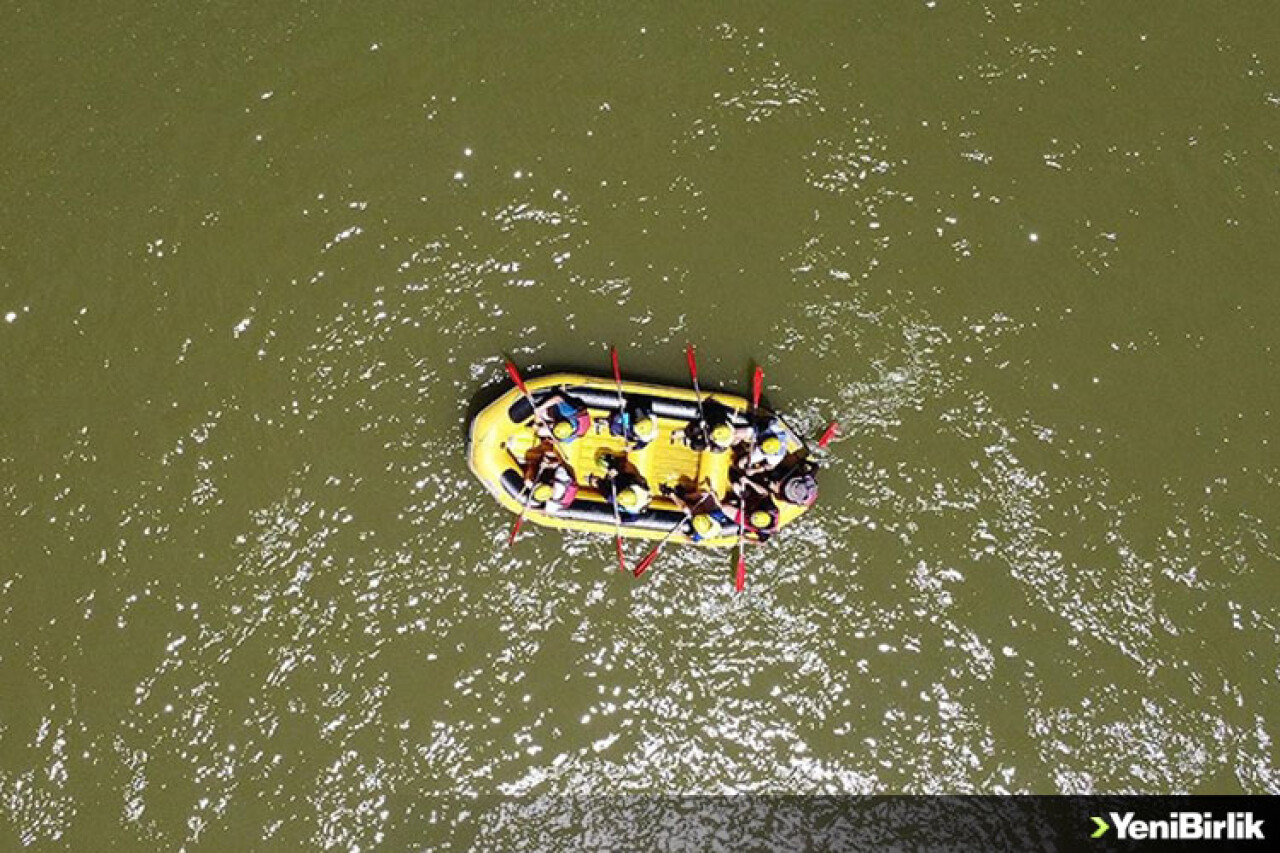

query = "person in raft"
[
  {"left": 665, "top": 483, "right": 733, "bottom": 542},
  {"left": 740, "top": 418, "right": 788, "bottom": 475},
  {"left": 534, "top": 389, "right": 591, "bottom": 444},
  {"left": 676, "top": 415, "right": 750, "bottom": 454},
  {"left": 527, "top": 451, "right": 579, "bottom": 514},
  {"left": 770, "top": 462, "right": 819, "bottom": 508},
  {"left": 590, "top": 454, "right": 653, "bottom": 516},
  {"left": 726, "top": 475, "right": 781, "bottom": 542},
  {"left": 608, "top": 402, "right": 659, "bottom": 450},
  {"left": 673, "top": 399, "right": 751, "bottom": 454},
  {"left": 741, "top": 432, "right": 788, "bottom": 474}
]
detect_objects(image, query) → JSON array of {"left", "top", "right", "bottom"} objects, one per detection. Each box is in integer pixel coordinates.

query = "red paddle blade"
[
  {"left": 751, "top": 366, "right": 763, "bottom": 408},
  {"left": 685, "top": 344, "right": 698, "bottom": 380},
  {"left": 615, "top": 537, "right": 627, "bottom": 572},
  {"left": 734, "top": 554, "right": 746, "bottom": 592},
  {"left": 818, "top": 421, "right": 839, "bottom": 448},
  {"left": 508, "top": 515, "right": 523, "bottom": 547},
  {"left": 611, "top": 347, "right": 621, "bottom": 383},
  {"left": 633, "top": 549, "right": 659, "bottom": 578},
  {"left": 504, "top": 359, "right": 529, "bottom": 396}
]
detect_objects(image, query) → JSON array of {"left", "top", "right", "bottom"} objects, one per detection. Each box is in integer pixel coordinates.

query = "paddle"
[
  {"left": 504, "top": 357, "right": 533, "bottom": 400},
  {"left": 633, "top": 492, "right": 711, "bottom": 578},
  {"left": 508, "top": 482, "right": 535, "bottom": 547},
  {"left": 603, "top": 348, "right": 633, "bottom": 572},
  {"left": 684, "top": 344, "right": 709, "bottom": 440},
  {"left": 508, "top": 453, "right": 558, "bottom": 547},
  {"left": 503, "top": 357, "right": 583, "bottom": 548},
  {"left": 610, "top": 345, "right": 630, "bottom": 438},
  {"left": 504, "top": 357, "right": 574, "bottom": 460},
  {"left": 504, "top": 358, "right": 548, "bottom": 427},
  {"left": 734, "top": 366, "right": 765, "bottom": 592},
  {"left": 765, "top": 413, "right": 840, "bottom": 485},
  {"left": 606, "top": 469, "right": 628, "bottom": 573}
]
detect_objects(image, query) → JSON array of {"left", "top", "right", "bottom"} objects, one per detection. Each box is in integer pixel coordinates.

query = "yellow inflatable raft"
[{"left": 467, "top": 372, "right": 813, "bottom": 546}]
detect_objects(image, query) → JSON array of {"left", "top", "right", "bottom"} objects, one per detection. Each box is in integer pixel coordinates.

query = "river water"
[{"left": 2, "top": 2, "right": 1278, "bottom": 849}]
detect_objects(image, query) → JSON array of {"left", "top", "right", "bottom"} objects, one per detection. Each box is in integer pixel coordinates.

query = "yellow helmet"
[
  {"left": 760, "top": 435, "right": 783, "bottom": 456},
  {"left": 710, "top": 423, "right": 733, "bottom": 446},
  {"left": 750, "top": 510, "right": 773, "bottom": 528},
  {"left": 618, "top": 487, "right": 639, "bottom": 508},
  {"left": 633, "top": 415, "right": 657, "bottom": 439},
  {"left": 532, "top": 483, "right": 554, "bottom": 502},
  {"left": 552, "top": 420, "right": 574, "bottom": 440},
  {"left": 692, "top": 514, "right": 717, "bottom": 536}
]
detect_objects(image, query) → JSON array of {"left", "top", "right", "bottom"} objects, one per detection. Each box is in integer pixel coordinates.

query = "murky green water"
[{"left": 3, "top": 2, "right": 1278, "bottom": 848}]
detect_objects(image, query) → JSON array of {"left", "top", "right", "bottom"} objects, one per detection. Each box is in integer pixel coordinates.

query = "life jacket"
[{"left": 551, "top": 467, "right": 578, "bottom": 507}]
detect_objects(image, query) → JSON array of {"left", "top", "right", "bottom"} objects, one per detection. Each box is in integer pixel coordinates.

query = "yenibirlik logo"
[{"left": 1092, "top": 812, "right": 1265, "bottom": 841}]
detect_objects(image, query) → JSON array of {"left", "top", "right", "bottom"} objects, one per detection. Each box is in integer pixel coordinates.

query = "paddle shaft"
[
  {"left": 685, "top": 345, "right": 710, "bottom": 438},
  {"left": 508, "top": 482, "right": 536, "bottom": 546},
  {"left": 606, "top": 470, "right": 627, "bottom": 572},
  {"left": 734, "top": 369, "right": 765, "bottom": 592},
  {"left": 610, "top": 346, "right": 629, "bottom": 435}
]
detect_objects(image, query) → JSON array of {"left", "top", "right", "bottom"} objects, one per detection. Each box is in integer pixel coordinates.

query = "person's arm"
[
  {"left": 741, "top": 449, "right": 775, "bottom": 476},
  {"left": 669, "top": 488, "right": 691, "bottom": 512},
  {"left": 705, "top": 488, "right": 728, "bottom": 513},
  {"left": 534, "top": 392, "right": 565, "bottom": 418}
]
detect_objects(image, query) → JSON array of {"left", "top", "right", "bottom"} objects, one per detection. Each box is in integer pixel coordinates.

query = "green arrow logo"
[{"left": 1091, "top": 816, "right": 1110, "bottom": 838}]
